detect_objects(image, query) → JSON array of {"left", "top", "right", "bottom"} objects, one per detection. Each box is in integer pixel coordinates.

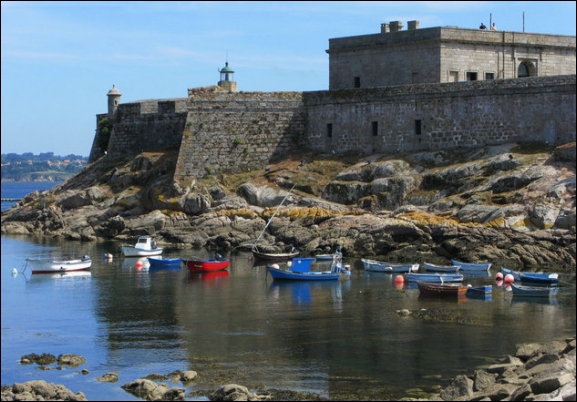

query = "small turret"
[
  {"left": 217, "top": 62, "right": 237, "bottom": 92},
  {"left": 107, "top": 85, "right": 121, "bottom": 116}
]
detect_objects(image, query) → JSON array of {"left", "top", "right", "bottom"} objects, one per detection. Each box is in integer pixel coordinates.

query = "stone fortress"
[{"left": 89, "top": 21, "right": 576, "bottom": 180}]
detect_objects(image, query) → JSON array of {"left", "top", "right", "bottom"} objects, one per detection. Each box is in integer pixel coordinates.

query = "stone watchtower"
[
  {"left": 217, "top": 62, "right": 237, "bottom": 92},
  {"left": 107, "top": 85, "right": 122, "bottom": 116}
]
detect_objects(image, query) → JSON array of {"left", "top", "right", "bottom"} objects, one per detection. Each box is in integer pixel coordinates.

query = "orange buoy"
[
  {"left": 135, "top": 261, "right": 143, "bottom": 270},
  {"left": 394, "top": 275, "right": 404, "bottom": 284}
]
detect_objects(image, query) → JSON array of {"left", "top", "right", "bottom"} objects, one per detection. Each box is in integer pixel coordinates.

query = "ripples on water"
[{"left": 1, "top": 183, "right": 576, "bottom": 400}]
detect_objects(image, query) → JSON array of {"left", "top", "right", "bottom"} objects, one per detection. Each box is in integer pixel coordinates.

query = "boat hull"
[
  {"left": 404, "top": 272, "right": 463, "bottom": 283},
  {"left": 185, "top": 259, "right": 230, "bottom": 273},
  {"left": 417, "top": 281, "right": 468, "bottom": 296},
  {"left": 252, "top": 249, "right": 300, "bottom": 262},
  {"left": 267, "top": 266, "right": 341, "bottom": 281},
  {"left": 361, "top": 259, "right": 419, "bottom": 273},
  {"left": 511, "top": 283, "right": 559, "bottom": 297},
  {"left": 26, "top": 257, "right": 92, "bottom": 274},
  {"left": 451, "top": 259, "right": 491, "bottom": 271},
  {"left": 424, "top": 262, "right": 460, "bottom": 273},
  {"left": 519, "top": 272, "right": 559, "bottom": 285},
  {"left": 121, "top": 246, "right": 163, "bottom": 257},
  {"left": 147, "top": 257, "right": 182, "bottom": 266}
]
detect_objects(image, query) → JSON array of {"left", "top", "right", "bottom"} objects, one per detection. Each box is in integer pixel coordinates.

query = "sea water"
[{"left": 1, "top": 182, "right": 576, "bottom": 400}]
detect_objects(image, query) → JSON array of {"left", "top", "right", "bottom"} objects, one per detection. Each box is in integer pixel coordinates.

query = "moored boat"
[
  {"left": 25, "top": 255, "right": 92, "bottom": 274},
  {"left": 251, "top": 184, "right": 300, "bottom": 262},
  {"left": 404, "top": 272, "right": 464, "bottom": 283},
  {"left": 252, "top": 247, "right": 299, "bottom": 262},
  {"left": 451, "top": 259, "right": 491, "bottom": 271},
  {"left": 267, "top": 253, "right": 350, "bottom": 281},
  {"left": 424, "top": 262, "right": 460, "bottom": 273},
  {"left": 362, "top": 258, "right": 419, "bottom": 273},
  {"left": 184, "top": 255, "right": 230, "bottom": 273},
  {"left": 500, "top": 267, "right": 558, "bottom": 285},
  {"left": 510, "top": 283, "right": 559, "bottom": 297},
  {"left": 519, "top": 272, "right": 559, "bottom": 285},
  {"left": 121, "top": 236, "right": 163, "bottom": 257},
  {"left": 417, "top": 281, "right": 468, "bottom": 297},
  {"left": 147, "top": 256, "right": 183, "bottom": 266},
  {"left": 466, "top": 285, "right": 493, "bottom": 297}
]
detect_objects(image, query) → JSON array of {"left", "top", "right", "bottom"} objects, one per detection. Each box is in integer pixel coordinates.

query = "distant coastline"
[{"left": 1, "top": 152, "right": 87, "bottom": 182}]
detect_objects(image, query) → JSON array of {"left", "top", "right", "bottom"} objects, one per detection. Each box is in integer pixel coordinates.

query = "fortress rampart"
[{"left": 91, "top": 75, "right": 576, "bottom": 178}]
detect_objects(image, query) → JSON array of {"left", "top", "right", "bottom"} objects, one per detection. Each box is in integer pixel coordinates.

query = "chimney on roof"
[
  {"left": 381, "top": 23, "right": 390, "bottom": 33},
  {"left": 407, "top": 20, "right": 420, "bottom": 30},
  {"left": 389, "top": 21, "right": 403, "bottom": 32}
]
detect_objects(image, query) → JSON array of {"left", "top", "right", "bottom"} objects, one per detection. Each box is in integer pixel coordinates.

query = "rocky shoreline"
[
  {"left": 1, "top": 144, "right": 576, "bottom": 270},
  {"left": 2, "top": 335, "right": 575, "bottom": 401}
]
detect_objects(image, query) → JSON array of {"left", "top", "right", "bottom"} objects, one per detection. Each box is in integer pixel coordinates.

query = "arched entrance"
[{"left": 518, "top": 61, "right": 536, "bottom": 77}]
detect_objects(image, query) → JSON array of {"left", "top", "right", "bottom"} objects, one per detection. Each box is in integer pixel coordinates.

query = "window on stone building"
[
  {"left": 327, "top": 123, "right": 333, "bottom": 138},
  {"left": 415, "top": 120, "right": 422, "bottom": 135},
  {"left": 372, "top": 121, "right": 378, "bottom": 136},
  {"left": 354, "top": 77, "right": 361, "bottom": 88},
  {"left": 485, "top": 72, "right": 495, "bottom": 80},
  {"left": 466, "top": 72, "right": 478, "bottom": 81}
]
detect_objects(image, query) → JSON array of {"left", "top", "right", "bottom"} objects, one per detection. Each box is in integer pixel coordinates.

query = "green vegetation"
[{"left": 1, "top": 152, "right": 87, "bottom": 181}]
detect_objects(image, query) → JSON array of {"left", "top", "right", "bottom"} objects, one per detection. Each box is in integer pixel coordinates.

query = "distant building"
[{"left": 327, "top": 21, "right": 576, "bottom": 89}]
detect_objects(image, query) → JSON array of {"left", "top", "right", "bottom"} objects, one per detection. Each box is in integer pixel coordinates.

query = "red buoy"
[
  {"left": 504, "top": 274, "right": 514, "bottom": 283},
  {"left": 394, "top": 275, "right": 404, "bottom": 284}
]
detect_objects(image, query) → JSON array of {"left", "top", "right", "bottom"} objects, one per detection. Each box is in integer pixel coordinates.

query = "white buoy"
[{"left": 12, "top": 268, "right": 18, "bottom": 276}]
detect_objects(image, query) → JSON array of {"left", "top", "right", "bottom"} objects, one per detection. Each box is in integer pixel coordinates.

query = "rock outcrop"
[{"left": 2, "top": 143, "right": 575, "bottom": 269}]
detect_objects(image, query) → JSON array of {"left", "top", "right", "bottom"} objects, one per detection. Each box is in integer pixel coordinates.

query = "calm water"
[{"left": 1, "top": 182, "right": 576, "bottom": 401}]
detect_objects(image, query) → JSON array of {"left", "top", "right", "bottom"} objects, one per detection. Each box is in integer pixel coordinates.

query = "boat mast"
[{"left": 253, "top": 184, "right": 296, "bottom": 249}]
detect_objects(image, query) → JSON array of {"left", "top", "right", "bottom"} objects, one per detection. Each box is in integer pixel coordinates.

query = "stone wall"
[
  {"left": 305, "top": 75, "right": 576, "bottom": 154},
  {"left": 90, "top": 75, "right": 575, "bottom": 177},
  {"left": 91, "top": 99, "right": 188, "bottom": 162},
  {"left": 174, "top": 90, "right": 306, "bottom": 179}
]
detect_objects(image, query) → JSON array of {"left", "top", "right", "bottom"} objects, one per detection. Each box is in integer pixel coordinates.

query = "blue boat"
[
  {"left": 500, "top": 267, "right": 558, "bottom": 285},
  {"left": 267, "top": 255, "right": 350, "bottom": 281},
  {"left": 466, "top": 285, "right": 493, "bottom": 297},
  {"left": 519, "top": 272, "right": 559, "bottom": 285},
  {"left": 511, "top": 283, "right": 559, "bottom": 297},
  {"left": 451, "top": 259, "right": 491, "bottom": 271},
  {"left": 147, "top": 256, "right": 183, "bottom": 266},
  {"left": 403, "top": 272, "right": 464, "bottom": 283}
]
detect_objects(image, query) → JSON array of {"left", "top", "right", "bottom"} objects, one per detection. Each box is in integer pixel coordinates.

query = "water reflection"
[
  {"left": 2, "top": 234, "right": 576, "bottom": 401},
  {"left": 268, "top": 280, "right": 350, "bottom": 309}
]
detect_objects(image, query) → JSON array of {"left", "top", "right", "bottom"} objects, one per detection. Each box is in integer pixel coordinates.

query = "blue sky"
[{"left": 1, "top": 1, "right": 575, "bottom": 157}]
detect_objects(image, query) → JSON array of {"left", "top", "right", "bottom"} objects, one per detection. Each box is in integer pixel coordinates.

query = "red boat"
[{"left": 184, "top": 257, "right": 230, "bottom": 273}]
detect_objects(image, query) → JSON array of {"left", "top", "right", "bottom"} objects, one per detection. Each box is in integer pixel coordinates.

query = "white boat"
[
  {"left": 121, "top": 236, "right": 163, "bottom": 257},
  {"left": 361, "top": 258, "right": 419, "bottom": 273},
  {"left": 26, "top": 255, "right": 92, "bottom": 274}
]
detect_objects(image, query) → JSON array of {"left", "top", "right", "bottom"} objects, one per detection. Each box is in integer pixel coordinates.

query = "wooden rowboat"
[
  {"left": 417, "top": 281, "right": 468, "bottom": 297},
  {"left": 451, "top": 259, "right": 491, "bottom": 271},
  {"left": 362, "top": 258, "right": 419, "bottom": 273},
  {"left": 424, "top": 262, "right": 460, "bottom": 273},
  {"left": 404, "top": 272, "right": 464, "bottom": 283},
  {"left": 511, "top": 283, "right": 559, "bottom": 297}
]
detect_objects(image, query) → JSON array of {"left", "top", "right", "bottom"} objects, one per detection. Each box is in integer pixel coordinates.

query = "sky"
[{"left": 1, "top": 1, "right": 575, "bottom": 157}]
